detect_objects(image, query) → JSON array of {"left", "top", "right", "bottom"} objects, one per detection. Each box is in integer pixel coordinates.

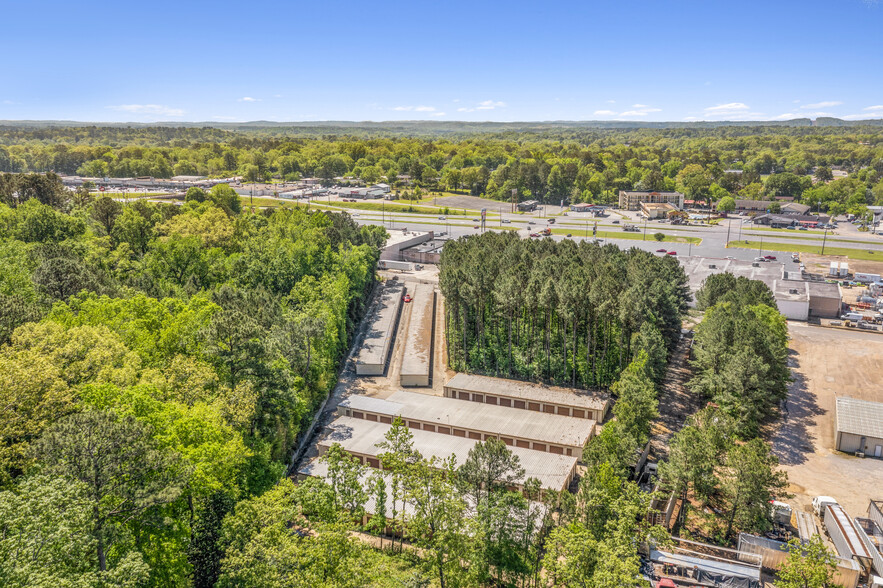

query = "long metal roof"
[
  {"left": 400, "top": 283, "right": 435, "bottom": 379},
  {"left": 320, "top": 416, "right": 577, "bottom": 491},
  {"left": 356, "top": 281, "right": 404, "bottom": 367},
  {"left": 340, "top": 390, "right": 596, "bottom": 448},
  {"left": 445, "top": 373, "right": 609, "bottom": 412},
  {"left": 836, "top": 396, "right": 883, "bottom": 440}
]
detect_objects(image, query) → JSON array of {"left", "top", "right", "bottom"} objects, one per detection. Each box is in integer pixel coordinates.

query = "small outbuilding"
[{"left": 835, "top": 396, "right": 883, "bottom": 458}]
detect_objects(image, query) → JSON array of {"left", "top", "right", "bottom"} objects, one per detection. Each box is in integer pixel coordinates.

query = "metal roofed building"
[
  {"left": 355, "top": 281, "right": 404, "bottom": 376},
  {"left": 337, "top": 390, "right": 596, "bottom": 456},
  {"left": 835, "top": 396, "right": 883, "bottom": 458},
  {"left": 400, "top": 283, "right": 436, "bottom": 387},
  {"left": 318, "top": 416, "right": 578, "bottom": 493},
  {"left": 299, "top": 458, "right": 548, "bottom": 535},
  {"left": 618, "top": 190, "right": 684, "bottom": 211},
  {"left": 443, "top": 373, "right": 609, "bottom": 422}
]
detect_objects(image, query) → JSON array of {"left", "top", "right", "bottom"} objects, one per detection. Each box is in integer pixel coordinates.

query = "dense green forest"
[
  {"left": 0, "top": 173, "right": 387, "bottom": 586},
  {"left": 439, "top": 232, "right": 689, "bottom": 388},
  {"left": 1, "top": 125, "right": 882, "bottom": 218}
]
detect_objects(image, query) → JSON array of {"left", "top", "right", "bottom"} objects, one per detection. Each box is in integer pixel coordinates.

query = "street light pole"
[
  {"left": 643, "top": 217, "right": 648, "bottom": 240},
  {"left": 821, "top": 227, "right": 828, "bottom": 255}
]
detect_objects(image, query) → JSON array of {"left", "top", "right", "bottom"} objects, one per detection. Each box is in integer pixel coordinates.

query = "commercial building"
[
  {"left": 337, "top": 390, "right": 596, "bottom": 456},
  {"left": 318, "top": 416, "right": 578, "bottom": 493},
  {"left": 400, "top": 239, "right": 446, "bottom": 265},
  {"left": 618, "top": 191, "right": 684, "bottom": 211},
  {"left": 640, "top": 202, "right": 677, "bottom": 219},
  {"left": 355, "top": 281, "right": 404, "bottom": 376},
  {"left": 400, "top": 283, "right": 436, "bottom": 387},
  {"left": 570, "top": 203, "right": 606, "bottom": 214},
  {"left": 380, "top": 230, "right": 433, "bottom": 261},
  {"left": 443, "top": 373, "right": 609, "bottom": 422},
  {"left": 679, "top": 256, "right": 842, "bottom": 319},
  {"left": 835, "top": 396, "right": 883, "bottom": 458},
  {"left": 517, "top": 200, "right": 539, "bottom": 212},
  {"left": 734, "top": 199, "right": 774, "bottom": 212}
]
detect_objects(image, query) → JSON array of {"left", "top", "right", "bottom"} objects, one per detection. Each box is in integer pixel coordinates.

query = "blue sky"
[{"left": 1, "top": 0, "right": 881, "bottom": 122}]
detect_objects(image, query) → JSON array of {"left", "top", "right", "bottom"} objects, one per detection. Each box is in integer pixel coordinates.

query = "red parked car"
[
  {"left": 666, "top": 251, "right": 677, "bottom": 255},
  {"left": 402, "top": 295, "right": 412, "bottom": 303},
  {"left": 764, "top": 255, "right": 777, "bottom": 260},
  {"left": 656, "top": 248, "right": 667, "bottom": 253}
]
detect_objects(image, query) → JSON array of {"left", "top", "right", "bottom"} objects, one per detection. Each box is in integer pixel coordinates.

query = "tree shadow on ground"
[{"left": 769, "top": 349, "right": 825, "bottom": 467}]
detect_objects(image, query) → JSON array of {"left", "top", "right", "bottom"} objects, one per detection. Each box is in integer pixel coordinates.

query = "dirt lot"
[
  {"left": 771, "top": 323, "right": 883, "bottom": 517},
  {"left": 802, "top": 252, "right": 883, "bottom": 275}
]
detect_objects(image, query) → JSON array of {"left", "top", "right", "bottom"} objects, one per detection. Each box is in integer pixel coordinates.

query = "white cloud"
[
  {"left": 704, "top": 102, "right": 750, "bottom": 114},
  {"left": 864, "top": 105, "right": 883, "bottom": 111},
  {"left": 801, "top": 101, "right": 842, "bottom": 109},
  {"left": 771, "top": 113, "right": 799, "bottom": 120},
  {"left": 238, "top": 97, "right": 260, "bottom": 102},
  {"left": 476, "top": 100, "right": 506, "bottom": 110},
  {"left": 683, "top": 117, "right": 701, "bottom": 121},
  {"left": 842, "top": 113, "right": 883, "bottom": 120},
  {"left": 593, "top": 110, "right": 617, "bottom": 116},
  {"left": 392, "top": 105, "right": 436, "bottom": 112},
  {"left": 272, "top": 94, "right": 282, "bottom": 98},
  {"left": 618, "top": 106, "right": 662, "bottom": 117},
  {"left": 431, "top": 112, "right": 446, "bottom": 117},
  {"left": 457, "top": 100, "right": 506, "bottom": 112},
  {"left": 606, "top": 99, "right": 616, "bottom": 104},
  {"left": 792, "top": 99, "right": 801, "bottom": 104},
  {"left": 108, "top": 104, "right": 184, "bottom": 117}
]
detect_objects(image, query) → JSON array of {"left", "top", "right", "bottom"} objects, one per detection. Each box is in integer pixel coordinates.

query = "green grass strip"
[{"left": 727, "top": 240, "right": 883, "bottom": 261}]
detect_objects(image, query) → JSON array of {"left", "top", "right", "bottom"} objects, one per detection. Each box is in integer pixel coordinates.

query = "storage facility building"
[
  {"left": 400, "top": 283, "right": 436, "bottom": 387},
  {"left": 355, "top": 281, "right": 404, "bottom": 376},
  {"left": 318, "top": 416, "right": 578, "bottom": 493},
  {"left": 337, "top": 390, "right": 596, "bottom": 455},
  {"left": 443, "top": 373, "right": 610, "bottom": 422},
  {"left": 835, "top": 396, "right": 883, "bottom": 458}
]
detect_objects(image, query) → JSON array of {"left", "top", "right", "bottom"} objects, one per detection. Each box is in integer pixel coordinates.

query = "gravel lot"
[{"left": 771, "top": 323, "right": 883, "bottom": 517}]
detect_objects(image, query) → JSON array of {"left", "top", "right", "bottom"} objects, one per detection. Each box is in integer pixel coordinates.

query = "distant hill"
[{"left": 2, "top": 118, "right": 882, "bottom": 133}]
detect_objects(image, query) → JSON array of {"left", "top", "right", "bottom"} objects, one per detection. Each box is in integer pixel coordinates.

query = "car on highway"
[
  {"left": 764, "top": 255, "right": 777, "bottom": 260},
  {"left": 566, "top": 233, "right": 572, "bottom": 237},
  {"left": 438, "top": 216, "right": 446, "bottom": 220},
  {"left": 547, "top": 218, "right": 555, "bottom": 224},
  {"left": 402, "top": 294, "right": 412, "bottom": 303},
  {"left": 528, "top": 221, "right": 535, "bottom": 225},
  {"left": 754, "top": 256, "right": 767, "bottom": 262},
  {"left": 666, "top": 251, "right": 677, "bottom": 256},
  {"left": 529, "top": 232, "right": 540, "bottom": 238},
  {"left": 612, "top": 220, "right": 620, "bottom": 224},
  {"left": 502, "top": 219, "right": 511, "bottom": 223},
  {"left": 798, "top": 226, "right": 808, "bottom": 230},
  {"left": 656, "top": 248, "right": 667, "bottom": 253},
  {"left": 472, "top": 218, "right": 480, "bottom": 222}
]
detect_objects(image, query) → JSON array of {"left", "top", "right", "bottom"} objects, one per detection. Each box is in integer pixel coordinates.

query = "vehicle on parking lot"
[
  {"left": 754, "top": 256, "right": 767, "bottom": 262},
  {"left": 764, "top": 255, "right": 777, "bottom": 260},
  {"left": 786, "top": 225, "right": 796, "bottom": 230},
  {"left": 666, "top": 251, "right": 676, "bottom": 256},
  {"left": 656, "top": 248, "right": 667, "bottom": 253},
  {"left": 812, "top": 496, "right": 838, "bottom": 516},
  {"left": 472, "top": 218, "right": 480, "bottom": 222},
  {"left": 798, "top": 226, "right": 808, "bottom": 230}
]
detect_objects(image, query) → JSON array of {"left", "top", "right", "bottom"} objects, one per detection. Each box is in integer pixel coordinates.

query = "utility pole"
[
  {"left": 643, "top": 217, "right": 648, "bottom": 240},
  {"left": 821, "top": 227, "right": 828, "bottom": 255}
]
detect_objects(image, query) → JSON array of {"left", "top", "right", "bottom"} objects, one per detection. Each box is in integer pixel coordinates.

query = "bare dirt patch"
[{"left": 770, "top": 323, "right": 883, "bottom": 516}]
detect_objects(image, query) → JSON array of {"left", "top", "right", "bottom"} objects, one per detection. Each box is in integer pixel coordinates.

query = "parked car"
[
  {"left": 501, "top": 219, "right": 511, "bottom": 223},
  {"left": 473, "top": 225, "right": 480, "bottom": 229},
  {"left": 798, "top": 226, "right": 808, "bottom": 230},
  {"left": 786, "top": 225, "right": 796, "bottom": 230},
  {"left": 754, "top": 256, "right": 767, "bottom": 262},
  {"left": 529, "top": 232, "right": 540, "bottom": 238},
  {"left": 402, "top": 294, "right": 412, "bottom": 303},
  {"left": 764, "top": 255, "right": 777, "bottom": 260},
  {"left": 666, "top": 251, "right": 677, "bottom": 256}
]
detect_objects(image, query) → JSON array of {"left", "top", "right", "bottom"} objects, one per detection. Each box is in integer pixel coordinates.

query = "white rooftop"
[
  {"left": 836, "top": 396, "right": 883, "bottom": 440},
  {"left": 321, "top": 416, "right": 577, "bottom": 491},
  {"left": 340, "top": 390, "right": 596, "bottom": 449},
  {"left": 445, "top": 373, "right": 609, "bottom": 412}
]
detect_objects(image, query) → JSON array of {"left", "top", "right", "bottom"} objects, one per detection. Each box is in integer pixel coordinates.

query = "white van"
[{"left": 812, "top": 496, "right": 838, "bottom": 516}]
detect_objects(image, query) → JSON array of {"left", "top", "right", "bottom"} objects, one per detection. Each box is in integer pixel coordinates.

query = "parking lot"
[{"left": 772, "top": 323, "right": 883, "bottom": 516}]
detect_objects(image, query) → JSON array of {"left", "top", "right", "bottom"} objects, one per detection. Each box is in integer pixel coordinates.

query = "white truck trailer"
[
  {"left": 825, "top": 504, "right": 874, "bottom": 574},
  {"left": 378, "top": 260, "right": 415, "bottom": 272}
]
